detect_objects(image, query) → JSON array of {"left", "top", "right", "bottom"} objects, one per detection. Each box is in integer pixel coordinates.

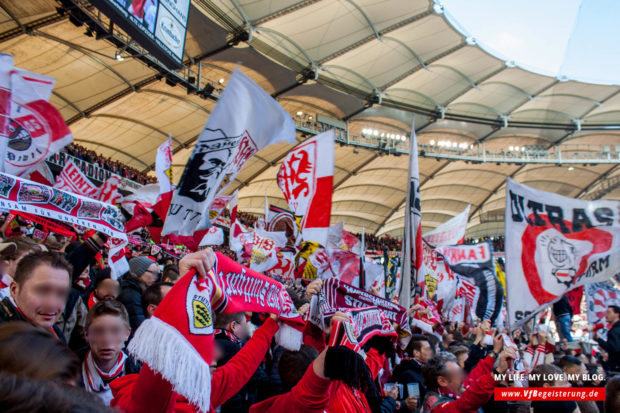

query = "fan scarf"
[
  {"left": 128, "top": 252, "right": 304, "bottom": 413},
  {"left": 82, "top": 350, "right": 127, "bottom": 405},
  {"left": 321, "top": 278, "right": 410, "bottom": 333},
  {"left": 327, "top": 306, "right": 397, "bottom": 353}
]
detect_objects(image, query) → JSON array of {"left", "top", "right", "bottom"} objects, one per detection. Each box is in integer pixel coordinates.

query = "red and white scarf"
[
  {"left": 82, "top": 350, "right": 127, "bottom": 405},
  {"left": 128, "top": 252, "right": 305, "bottom": 412}
]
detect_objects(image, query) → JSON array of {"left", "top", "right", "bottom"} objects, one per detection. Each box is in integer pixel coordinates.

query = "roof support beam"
[
  {"left": 380, "top": 42, "right": 467, "bottom": 90},
  {"left": 0, "top": 10, "right": 66, "bottom": 42},
  {"left": 335, "top": 118, "right": 435, "bottom": 190},
  {"left": 253, "top": 0, "right": 323, "bottom": 25},
  {"left": 87, "top": 114, "right": 183, "bottom": 145},
  {"left": 468, "top": 130, "right": 575, "bottom": 220},
  {"left": 374, "top": 159, "right": 451, "bottom": 235},
  {"left": 576, "top": 164, "right": 620, "bottom": 199},
  {"left": 318, "top": 8, "right": 433, "bottom": 64}
]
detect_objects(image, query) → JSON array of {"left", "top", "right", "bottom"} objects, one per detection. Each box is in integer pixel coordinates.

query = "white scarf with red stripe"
[{"left": 82, "top": 350, "right": 127, "bottom": 405}]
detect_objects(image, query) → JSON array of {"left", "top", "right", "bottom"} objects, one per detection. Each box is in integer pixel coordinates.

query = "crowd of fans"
[
  {"left": 63, "top": 144, "right": 157, "bottom": 185},
  {"left": 464, "top": 235, "right": 505, "bottom": 252},
  {"left": 0, "top": 210, "right": 619, "bottom": 413}
]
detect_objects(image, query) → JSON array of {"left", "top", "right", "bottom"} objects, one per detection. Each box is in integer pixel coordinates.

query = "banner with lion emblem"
[{"left": 505, "top": 179, "right": 620, "bottom": 329}]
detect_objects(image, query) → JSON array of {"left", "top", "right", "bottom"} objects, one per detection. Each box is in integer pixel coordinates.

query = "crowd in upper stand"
[{"left": 63, "top": 144, "right": 157, "bottom": 185}]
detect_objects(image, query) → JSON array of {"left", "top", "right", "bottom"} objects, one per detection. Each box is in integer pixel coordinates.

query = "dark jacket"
[
  {"left": 597, "top": 320, "right": 620, "bottom": 373},
  {"left": 552, "top": 296, "right": 573, "bottom": 317},
  {"left": 392, "top": 358, "right": 427, "bottom": 403},
  {"left": 216, "top": 330, "right": 273, "bottom": 413},
  {"left": 0, "top": 297, "right": 66, "bottom": 343},
  {"left": 117, "top": 274, "right": 146, "bottom": 333}
]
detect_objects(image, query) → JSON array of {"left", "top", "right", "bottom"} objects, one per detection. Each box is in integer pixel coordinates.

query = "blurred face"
[
  {"left": 10, "top": 264, "right": 70, "bottom": 329},
  {"left": 456, "top": 352, "right": 468, "bottom": 369},
  {"left": 95, "top": 279, "right": 120, "bottom": 301},
  {"left": 437, "top": 361, "right": 466, "bottom": 395},
  {"left": 414, "top": 340, "right": 434, "bottom": 363},
  {"left": 230, "top": 316, "right": 249, "bottom": 341},
  {"left": 140, "top": 263, "right": 160, "bottom": 287},
  {"left": 85, "top": 314, "right": 130, "bottom": 366},
  {"left": 606, "top": 307, "right": 620, "bottom": 324},
  {"left": 146, "top": 284, "right": 172, "bottom": 318}
]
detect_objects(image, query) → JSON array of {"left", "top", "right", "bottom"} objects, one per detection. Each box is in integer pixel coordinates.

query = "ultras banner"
[
  {"left": 0, "top": 172, "right": 126, "bottom": 239},
  {"left": 505, "top": 179, "right": 620, "bottom": 329}
]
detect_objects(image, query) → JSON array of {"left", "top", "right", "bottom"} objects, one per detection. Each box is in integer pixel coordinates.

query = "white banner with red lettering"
[
  {"left": 163, "top": 69, "right": 295, "bottom": 238},
  {"left": 5, "top": 66, "right": 72, "bottom": 177},
  {"left": 277, "top": 130, "right": 334, "bottom": 246},
  {"left": 54, "top": 161, "right": 121, "bottom": 204},
  {"left": 505, "top": 179, "right": 620, "bottom": 329}
]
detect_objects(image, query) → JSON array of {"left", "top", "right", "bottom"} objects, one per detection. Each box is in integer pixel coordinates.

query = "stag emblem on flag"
[{"left": 277, "top": 141, "right": 316, "bottom": 213}]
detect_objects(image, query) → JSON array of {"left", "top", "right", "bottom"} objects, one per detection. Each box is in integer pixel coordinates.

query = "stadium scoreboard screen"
[{"left": 90, "top": 0, "right": 189, "bottom": 69}]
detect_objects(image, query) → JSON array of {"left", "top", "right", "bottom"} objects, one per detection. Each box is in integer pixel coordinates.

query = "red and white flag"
[
  {"left": 163, "top": 70, "right": 295, "bottom": 239},
  {"left": 156, "top": 136, "right": 173, "bottom": 194},
  {"left": 209, "top": 195, "right": 233, "bottom": 219},
  {"left": 505, "top": 179, "right": 620, "bottom": 329},
  {"left": 5, "top": 67, "right": 72, "bottom": 177},
  {"left": 277, "top": 130, "right": 334, "bottom": 246},
  {"left": 585, "top": 282, "right": 620, "bottom": 339},
  {"left": 199, "top": 226, "right": 225, "bottom": 246},
  {"left": 106, "top": 237, "right": 129, "bottom": 279},
  {"left": 399, "top": 115, "right": 422, "bottom": 310},
  {"left": 97, "top": 176, "right": 122, "bottom": 204}
]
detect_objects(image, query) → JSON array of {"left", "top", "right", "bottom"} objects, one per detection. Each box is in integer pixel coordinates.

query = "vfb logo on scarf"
[
  {"left": 186, "top": 275, "right": 214, "bottom": 335},
  {"left": 505, "top": 179, "right": 620, "bottom": 329}
]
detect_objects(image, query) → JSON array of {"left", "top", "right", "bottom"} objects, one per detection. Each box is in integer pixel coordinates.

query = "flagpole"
[{"left": 360, "top": 227, "right": 365, "bottom": 290}]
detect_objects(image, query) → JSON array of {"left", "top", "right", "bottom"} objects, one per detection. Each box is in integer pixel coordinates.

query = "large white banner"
[
  {"left": 277, "top": 130, "right": 334, "bottom": 246},
  {"left": 423, "top": 205, "right": 470, "bottom": 247},
  {"left": 505, "top": 179, "right": 620, "bottom": 329},
  {"left": 163, "top": 69, "right": 295, "bottom": 237}
]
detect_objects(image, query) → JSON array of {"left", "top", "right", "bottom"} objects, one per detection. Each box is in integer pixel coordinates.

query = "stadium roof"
[{"left": 1, "top": 0, "right": 619, "bottom": 238}]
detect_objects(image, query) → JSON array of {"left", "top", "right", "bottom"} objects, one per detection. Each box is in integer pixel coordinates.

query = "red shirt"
[{"left": 110, "top": 317, "right": 279, "bottom": 413}]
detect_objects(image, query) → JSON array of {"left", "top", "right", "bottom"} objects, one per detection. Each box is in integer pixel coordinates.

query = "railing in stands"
[{"left": 46, "top": 152, "right": 142, "bottom": 191}]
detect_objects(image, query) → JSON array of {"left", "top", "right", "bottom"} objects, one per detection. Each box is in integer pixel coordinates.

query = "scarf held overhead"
[
  {"left": 321, "top": 278, "right": 410, "bottom": 334},
  {"left": 128, "top": 252, "right": 303, "bottom": 413}
]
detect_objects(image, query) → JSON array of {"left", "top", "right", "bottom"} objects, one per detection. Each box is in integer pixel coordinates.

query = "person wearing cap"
[
  {"left": 117, "top": 256, "right": 160, "bottom": 332},
  {"left": 0, "top": 237, "right": 41, "bottom": 299}
]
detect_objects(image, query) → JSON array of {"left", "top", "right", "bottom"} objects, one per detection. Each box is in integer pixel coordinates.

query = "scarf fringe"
[
  {"left": 128, "top": 317, "right": 212, "bottom": 413},
  {"left": 275, "top": 322, "right": 302, "bottom": 351}
]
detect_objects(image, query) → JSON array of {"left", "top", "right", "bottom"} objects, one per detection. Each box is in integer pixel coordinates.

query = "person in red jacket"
[
  {"left": 109, "top": 249, "right": 282, "bottom": 413},
  {"left": 421, "top": 334, "right": 517, "bottom": 413},
  {"left": 110, "top": 315, "right": 279, "bottom": 413}
]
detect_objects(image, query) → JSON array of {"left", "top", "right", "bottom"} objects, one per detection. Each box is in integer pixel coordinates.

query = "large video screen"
[{"left": 90, "top": 0, "right": 190, "bottom": 69}]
